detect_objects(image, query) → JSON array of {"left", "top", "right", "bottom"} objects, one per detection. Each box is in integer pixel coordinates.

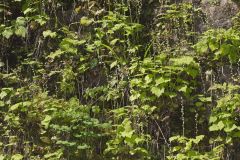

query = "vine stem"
[
  {"left": 181, "top": 96, "right": 185, "bottom": 137},
  {"left": 153, "top": 119, "right": 170, "bottom": 147}
]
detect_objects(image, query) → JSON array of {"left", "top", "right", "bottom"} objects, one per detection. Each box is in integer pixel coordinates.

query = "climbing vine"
[{"left": 1, "top": 0, "right": 240, "bottom": 159}]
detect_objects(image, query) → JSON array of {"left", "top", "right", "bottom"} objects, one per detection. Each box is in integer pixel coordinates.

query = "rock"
[{"left": 201, "top": 0, "right": 239, "bottom": 28}]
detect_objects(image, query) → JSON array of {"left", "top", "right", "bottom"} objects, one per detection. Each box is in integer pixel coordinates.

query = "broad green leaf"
[
  {"left": 192, "top": 135, "right": 204, "bottom": 144},
  {"left": 40, "top": 136, "right": 51, "bottom": 144},
  {"left": 122, "top": 130, "right": 134, "bottom": 138},
  {"left": 2, "top": 28, "right": 13, "bottom": 39},
  {"left": 233, "top": 131, "right": 240, "bottom": 137},
  {"left": 209, "top": 124, "right": 219, "bottom": 131},
  {"left": 199, "top": 97, "right": 212, "bottom": 102},
  {"left": 0, "top": 91, "right": 7, "bottom": 99},
  {"left": 220, "top": 43, "right": 232, "bottom": 56},
  {"left": 169, "top": 135, "right": 181, "bottom": 142},
  {"left": 56, "top": 140, "right": 76, "bottom": 147},
  {"left": 171, "top": 56, "right": 197, "bottom": 66},
  {"left": 218, "top": 121, "right": 225, "bottom": 130},
  {"left": 112, "top": 23, "right": 125, "bottom": 31},
  {"left": 15, "top": 26, "right": 27, "bottom": 38},
  {"left": 209, "top": 116, "right": 217, "bottom": 123},
  {"left": 195, "top": 39, "right": 208, "bottom": 54},
  {"left": 41, "top": 115, "right": 52, "bottom": 129},
  {"left": 145, "top": 75, "right": 153, "bottom": 84},
  {"left": 92, "top": 106, "right": 100, "bottom": 113},
  {"left": 44, "top": 149, "right": 63, "bottom": 159},
  {"left": 0, "top": 101, "right": 4, "bottom": 107},
  {"left": 110, "top": 61, "right": 118, "bottom": 69},
  {"left": 110, "top": 39, "right": 119, "bottom": 45},
  {"left": 151, "top": 87, "right": 164, "bottom": 97},
  {"left": 35, "top": 15, "right": 48, "bottom": 26},
  {"left": 155, "top": 77, "right": 170, "bottom": 85},
  {"left": 224, "top": 124, "right": 237, "bottom": 132},
  {"left": 130, "top": 92, "right": 140, "bottom": 101},
  {"left": 179, "top": 85, "right": 188, "bottom": 93},
  {"left": 80, "top": 17, "right": 93, "bottom": 26},
  {"left": 210, "top": 121, "right": 224, "bottom": 131},
  {"left": 47, "top": 49, "right": 64, "bottom": 59},
  {"left": 9, "top": 101, "right": 31, "bottom": 111},
  {"left": 10, "top": 103, "right": 21, "bottom": 111},
  {"left": 185, "top": 68, "right": 199, "bottom": 78},
  {"left": 16, "top": 17, "right": 26, "bottom": 26},
  {"left": 11, "top": 154, "right": 23, "bottom": 160},
  {"left": 209, "top": 39, "right": 218, "bottom": 51},
  {"left": 0, "top": 155, "right": 4, "bottom": 160},
  {"left": 228, "top": 51, "right": 238, "bottom": 63},
  {"left": 23, "top": 8, "right": 35, "bottom": 15},
  {"left": 226, "top": 137, "right": 232, "bottom": 144},
  {"left": 77, "top": 144, "right": 90, "bottom": 150},
  {"left": 43, "top": 30, "right": 56, "bottom": 38}
]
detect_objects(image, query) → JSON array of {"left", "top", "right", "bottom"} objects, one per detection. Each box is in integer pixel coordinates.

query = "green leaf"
[
  {"left": 0, "top": 91, "right": 7, "bottom": 99},
  {"left": 171, "top": 56, "right": 197, "bottom": 66},
  {"left": 40, "top": 136, "right": 51, "bottom": 144},
  {"left": 0, "top": 101, "right": 4, "bottom": 107},
  {"left": 220, "top": 43, "right": 231, "bottom": 56},
  {"left": 169, "top": 135, "right": 181, "bottom": 142},
  {"left": 80, "top": 17, "right": 93, "bottom": 26},
  {"left": 41, "top": 115, "right": 52, "bottom": 129},
  {"left": 35, "top": 15, "right": 48, "bottom": 26},
  {"left": 179, "top": 85, "right": 188, "bottom": 93},
  {"left": 199, "top": 97, "right": 212, "bottom": 102},
  {"left": 151, "top": 87, "right": 165, "bottom": 97},
  {"left": 2, "top": 28, "right": 13, "bottom": 39},
  {"left": 192, "top": 135, "right": 204, "bottom": 144},
  {"left": 9, "top": 101, "right": 31, "bottom": 111},
  {"left": 110, "top": 39, "right": 119, "bottom": 45},
  {"left": 155, "top": 77, "right": 170, "bottom": 85},
  {"left": 23, "top": 8, "right": 35, "bottom": 15},
  {"left": 0, "top": 155, "right": 5, "bottom": 160},
  {"left": 56, "top": 140, "right": 76, "bottom": 147},
  {"left": 60, "top": 38, "right": 85, "bottom": 54},
  {"left": 228, "top": 51, "right": 238, "bottom": 63},
  {"left": 92, "top": 106, "right": 100, "bottom": 113},
  {"left": 44, "top": 149, "right": 63, "bottom": 159},
  {"left": 233, "top": 131, "right": 240, "bottom": 137},
  {"left": 121, "top": 119, "right": 134, "bottom": 138},
  {"left": 15, "top": 26, "right": 27, "bottom": 38},
  {"left": 217, "top": 121, "right": 225, "bottom": 130},
  {"left": 10, "top": 103, "right": 21, "bottom": 111},
  {"left": 209, "top": 39, "right": 218, "bottom": 51},
  {"left": 195, "top": 39, "right": 208, "bottom": 54},
  {"left": 209, "top": 124, "right": 219, "bottom": 131},
  {"left": 145, "top": 75, "right": 153, "bottom": 84},
  {"left": 209, "top": 121, "right": 224, "bottom": 131},
  {"left": 16, "top": 17, "right": 26, "bottom": 26},
  {"left": 43, "top": 30, "right": 56, "bottom": 38},
  {"left": 226, "top": 137, "right": 232, "bottom": 144},
  {"left": 11, "top": 154, "right": 23, "bottom": 160},
  {"left": 130, "top": 92, "right": 140, "bottom": 101},
  {"left": 47, "top": 49, "right": 64, "bottom": 59},
  {"left": 77, "top": 144, "right": 90, "bottom": 150},
  {"left": 209, "top": 116, "right": 217, "bottom": 123},
  {"left": 224, "top": 124, "right": 237, "bottom": 132},
  {"left": 110, "top": 61, "right": 118, "bottom": 69}
]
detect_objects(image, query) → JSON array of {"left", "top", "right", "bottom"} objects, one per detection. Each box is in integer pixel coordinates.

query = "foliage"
[{"left": 1, "top": 0, "right": 240, "bottom": 159}]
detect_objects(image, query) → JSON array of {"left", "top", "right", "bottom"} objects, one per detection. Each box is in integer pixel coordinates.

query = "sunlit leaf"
[{"left": 151, "top": 87, "right": 164, "bottom": 97}]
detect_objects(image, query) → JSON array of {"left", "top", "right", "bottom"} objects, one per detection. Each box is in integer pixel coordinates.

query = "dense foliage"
[{"left": 1, "top": 0, "right": 240, "bottom": 159}]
